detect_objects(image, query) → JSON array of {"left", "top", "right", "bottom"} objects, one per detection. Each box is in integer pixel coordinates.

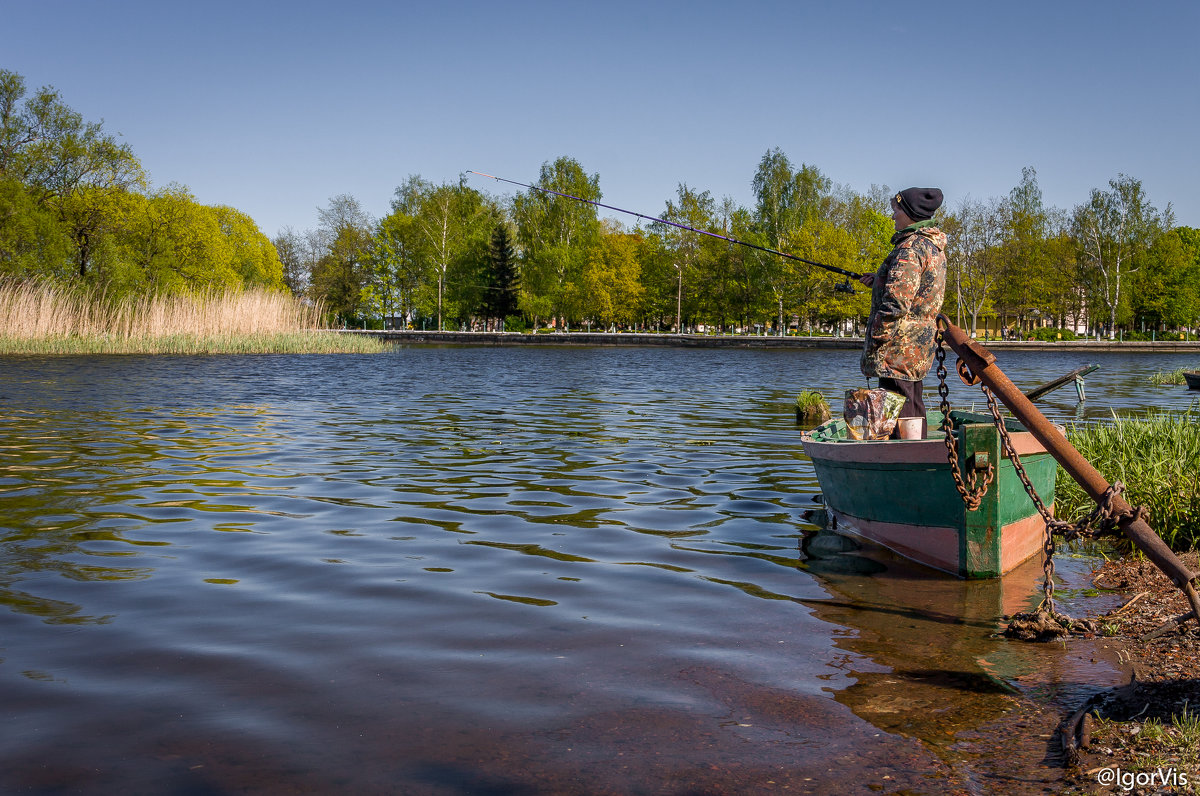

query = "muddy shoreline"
[
  {"left": 1061, "top": 551, "right": 1200, "bottom": 793},
  {"left": 874, "top": 550, "right": 1200, "bottom": 795}
]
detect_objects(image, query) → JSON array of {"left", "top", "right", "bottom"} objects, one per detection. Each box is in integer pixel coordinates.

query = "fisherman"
[{"left": 858, "top": 187, "right": 947, "bottom": 438}]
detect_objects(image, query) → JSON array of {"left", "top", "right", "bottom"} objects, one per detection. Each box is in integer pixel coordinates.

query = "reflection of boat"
[
  {"left": 1185, "top": 371, "right": 1200, "bottom": 390},
  {"left": 797, "top": 529, "right": 1128, "bottom": 772},
  {"left": 800, "top": 410, "right": 1057, "bottom": 579}
]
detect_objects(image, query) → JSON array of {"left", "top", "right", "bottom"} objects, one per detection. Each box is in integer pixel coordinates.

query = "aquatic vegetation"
[
  {"left": 1149, "top": 367, "right": 1190, "bottom": 386},
  {"left": 1057, "top": 406, "right": 1200, "bottom": 551},
  {"left": 0, "top": 280, "right": 389, "bottom": 354},
  {"left": 794, "top": 390, "right": 832, "bottom": 423}
]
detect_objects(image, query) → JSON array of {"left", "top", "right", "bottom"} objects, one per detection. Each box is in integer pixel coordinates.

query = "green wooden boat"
[{"left": 800, "top": 410, "right": 1057, "bottom": 579}]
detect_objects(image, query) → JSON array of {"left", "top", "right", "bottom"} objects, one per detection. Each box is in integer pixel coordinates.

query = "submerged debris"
[{"left": 1003, "top": 609, "right": 1101, "bottom": 641}]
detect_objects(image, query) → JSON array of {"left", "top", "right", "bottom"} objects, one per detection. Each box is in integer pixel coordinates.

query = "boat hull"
[
  {"left": 801, "top": 413, "right": 1057, "bottom": 579},
  {"left": 1185, "top": 371, "right": 1200, "bottom": 390}
]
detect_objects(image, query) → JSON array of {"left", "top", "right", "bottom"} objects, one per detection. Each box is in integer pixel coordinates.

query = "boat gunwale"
[{"left": 799, "top": 426, "right": 1048, "bottom": 463}]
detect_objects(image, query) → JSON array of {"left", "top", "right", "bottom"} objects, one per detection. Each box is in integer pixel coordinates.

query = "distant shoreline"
[{"left": 346, "top": 330, "right": 1200, "bottom": 354}]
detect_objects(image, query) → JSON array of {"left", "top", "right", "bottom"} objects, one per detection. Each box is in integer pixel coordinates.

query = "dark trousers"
[{"left": 879, "top": 377, "right": 926, "bottom": 438}]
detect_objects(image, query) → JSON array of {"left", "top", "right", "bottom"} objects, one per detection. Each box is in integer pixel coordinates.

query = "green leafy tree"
[
  {"left": 114, "top": 186, "right": 284, "bottom": 294},
  {"left": 368, "top": 209, "right": 426, "bottom": 328},
  {"left": 655, "top": 183, "right": 715, "bottom": 331},
  {"left": 713, "top": 199, "right": 772, "bottom": 331},
  {"left": 403, "top": 177, "right": 495, "bottom": 330},
  {"left": 0, "top": 175, "right": 69, "bottom": 277},
  {"left": 1040, "top": 222, "right": 1081, "bottom": 330},
  {"left": 512, "top": 157, "right": 601, "bottom": 327},
  {"left": 580, "top": 220, "right": 644, "bottom": 328},
  {"left": 751, "top": 150, "right": 837, "bottom": 333},
  {"left": 212, "top": 205, "right": 285, "bottom": 290},
  {"left": 2, "top": 69, "right": 278, "bottom": 299},
  {"left": 942, "top": 196, "right": 1003, "bottom": 335},
  {"left": 787, "top": 218, "right": 859, "bottom": 329},
  {"left": 311, "top": 226, "right": 371, "bottom": 325},
  {"left": 308, "top": 194, "right": 373, "bottom": 325},
  {"left": 827, "top": 188, "right": 889, "bottom": 334},
  {"left": 0, "top": 70, "right": 144, "bottom": 280},
  {"left": 831, "top": 186, "right": 893, "bottom": 275},
  {"left": 994, "top": 167, "right": 1058, "bottom": 331},
  {"left": 1131, "top": 227, "right": 1200, "bottom": 331},
  {"left": 635, "top": 229, "right": 677, "bottom": 330},
  {"left": 690, "top": 197, "right": 746, "bottom": 330},
  {"left": 752, "top": 148, "right": 801, "bottom": 251}
]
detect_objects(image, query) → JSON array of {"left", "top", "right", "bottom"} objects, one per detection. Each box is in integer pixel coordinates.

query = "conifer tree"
[{"left": 484, "top": 223, "right": 520, "bottom": 324}]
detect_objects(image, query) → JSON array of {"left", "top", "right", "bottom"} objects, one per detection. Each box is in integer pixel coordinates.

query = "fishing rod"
[{"left": 467, "top": 171, "right": 863, "bottom": 291}]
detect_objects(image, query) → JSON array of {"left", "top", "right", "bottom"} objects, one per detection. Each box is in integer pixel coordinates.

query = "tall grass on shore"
[
  {"left": 1057, "top": 405, "right": 1200, "bottom": 552},
  {"left": 0, "top": 281, "right": 388, "bottom": 354}
]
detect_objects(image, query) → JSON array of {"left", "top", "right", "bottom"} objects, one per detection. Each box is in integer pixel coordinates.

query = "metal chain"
[
  {"left": 934, "top": 334, "right": 995, "bottom": 510},
  {"left": 934, "top": 330, "right": 1142, "bottom": 614},
  {"left": 977, "top": 380, "right": 1062, "bottom": 610}
]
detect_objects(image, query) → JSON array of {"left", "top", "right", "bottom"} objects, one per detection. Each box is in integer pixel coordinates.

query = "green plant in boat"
[{"left": 794, "top": 390, "right": 831, "bottom": 423}]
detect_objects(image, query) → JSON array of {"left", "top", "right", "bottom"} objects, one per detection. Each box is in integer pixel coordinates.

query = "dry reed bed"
[{"left": 0, "top": 281, "right": 387, "bottom": 354}]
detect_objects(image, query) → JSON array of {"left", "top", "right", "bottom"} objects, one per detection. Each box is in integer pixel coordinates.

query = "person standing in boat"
[{"left": 858, "top": 187, "right": 947, "bottom": 438}]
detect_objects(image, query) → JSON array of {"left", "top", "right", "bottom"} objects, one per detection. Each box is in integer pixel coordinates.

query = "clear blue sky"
[{"left": 7, "top": 1, "right": 1198, "bottom": 238}]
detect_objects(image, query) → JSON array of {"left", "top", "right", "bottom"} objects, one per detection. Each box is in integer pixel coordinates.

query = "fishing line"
[{"left": 467, "top": 171, "right": 863, "bottom": 288}]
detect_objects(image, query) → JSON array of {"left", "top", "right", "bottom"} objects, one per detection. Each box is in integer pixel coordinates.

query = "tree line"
[
  {"left": 945, "top": 167, "right": 1198, "bottom": 340},
  {"left": 4, "top": 68, "right": 1197, "bottom": 339},
  {"left": 280, "top": 156, "right": 1199, "bottom": 339},
  {"left": 1, "top": 69, "right": 284, "bottom": 297},
  {"left": 281, "top": 153, "right": 896, "bottom": 333}
]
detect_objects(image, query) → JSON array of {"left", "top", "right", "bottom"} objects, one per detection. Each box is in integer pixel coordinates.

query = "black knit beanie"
[{"left": 894, "top": 188, "right": 944, "bottom": 221}]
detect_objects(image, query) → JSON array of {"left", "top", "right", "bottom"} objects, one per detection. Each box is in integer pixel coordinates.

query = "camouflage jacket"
[{"left": 860, "top": 223, "right": 948, "bottom": 381}]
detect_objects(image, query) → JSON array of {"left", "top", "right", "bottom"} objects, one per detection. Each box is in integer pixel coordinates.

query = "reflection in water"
[
  {"left": 798, "top": 530, "right": 1124, "bottom": 761},
  {"left": 0, "top": 347, "right": 1182, "bottom": 793},
  {"left": 0, "top": 405, "right": 285, "bottom": 623}
]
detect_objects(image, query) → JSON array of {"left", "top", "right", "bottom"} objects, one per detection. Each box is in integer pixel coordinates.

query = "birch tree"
[
  {"left": 942, "top": 196, "right": 1004, "bottom": 335},
  {"left": 655, "top": 183, "right": 715, "bottom": 331},
  {"left": 1072, "top": 174, "right": 1170, "bottom": 337}
]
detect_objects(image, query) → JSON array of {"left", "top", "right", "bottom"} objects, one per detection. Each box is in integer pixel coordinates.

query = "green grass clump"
[
  {"left": 1057, "top": 405, "right": 1200, "bottom": 551},
  {"left": 794, "top": 390, "right": 832, "bottom": 423},
  {"left": 1149, "top": 367, "right": 1190, "bottom": 386}
]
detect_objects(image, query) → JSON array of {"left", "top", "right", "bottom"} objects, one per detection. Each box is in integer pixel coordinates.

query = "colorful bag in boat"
[{"left": 842, "top": 388, "right": 906, "bottom": 440}]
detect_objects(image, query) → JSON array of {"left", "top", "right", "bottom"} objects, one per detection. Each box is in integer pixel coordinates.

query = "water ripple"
[{"left": 0, "top": 346, "right": 1188, "bottom": 793}]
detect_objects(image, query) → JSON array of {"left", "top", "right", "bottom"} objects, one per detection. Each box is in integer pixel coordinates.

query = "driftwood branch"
[{"left": 1141, "top": 610, "right": 1197, "bottom": 642}]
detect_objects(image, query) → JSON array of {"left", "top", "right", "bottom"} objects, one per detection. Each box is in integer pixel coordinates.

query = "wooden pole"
[{"left": 937, "top": 315, "right": 1200, "bottom": 623}]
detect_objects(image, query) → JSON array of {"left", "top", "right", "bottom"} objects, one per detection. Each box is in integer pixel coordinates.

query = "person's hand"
[{"left": 858, "top": 273, "right": 875, "bottom": 288}]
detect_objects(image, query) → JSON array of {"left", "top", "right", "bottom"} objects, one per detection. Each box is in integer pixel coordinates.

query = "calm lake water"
[{"left": 1, "top": 344, "right": 1197, "bottom": 794}]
